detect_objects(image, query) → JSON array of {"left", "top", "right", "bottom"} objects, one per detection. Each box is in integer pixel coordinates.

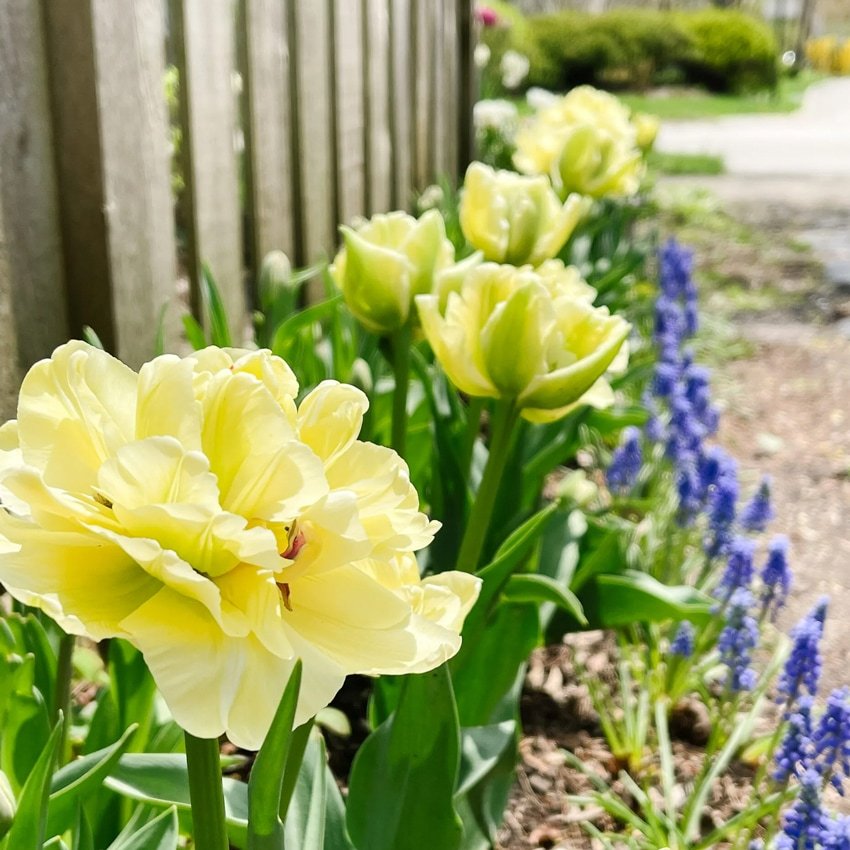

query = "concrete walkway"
[{"left": 657, "top": 76, "right": 850, "bottom": 177}]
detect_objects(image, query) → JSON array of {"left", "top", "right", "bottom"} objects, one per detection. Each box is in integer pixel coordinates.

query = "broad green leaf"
[
  {"left": 107, "top": 806, "right": 178, "bottom": 850},
  {"left": 503, "top": 575, "right": 587, "bottom": 626},
  {"left": 281, "top": 730, "right": 354, "bottom": 850},
  {"left": 271, "top": 296, "right": 343, "bottom": 359},
  {"left": 200, "top": 264, "right": 233, "bottom": 347},
  {"left": 72, "top": 806, "right": 94, "bottom": 850},
  {"left": 104, "top": 754, "right": 248, "bottom": 847},
  {"left": 451, "top": 603, "right": 540, "bottom": 727},
  {"left": 4, "top": 717, "right": 62, "bottom": 850},
  {"left": 247, "top": 660, "right": 302, "bottom": 848},
  {"left": 589, "top": 571, "right": 713, "bottom": 628},
  {"left": 456, "top": 722, "right": 516, "bottom": 798},
  {"left": 347, "top": 665, "right": 462, "bottom": 850},
  {"left": 47, "top": 724, "right": 137, "bottom": 837}
]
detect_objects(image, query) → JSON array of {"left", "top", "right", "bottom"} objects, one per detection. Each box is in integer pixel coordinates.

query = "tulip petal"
[
  {"left": 17, "top": 342, "right": 137, "bottom": 491},
  {"left": 297, "top": 381, "right": 369, "bottom": 465}
]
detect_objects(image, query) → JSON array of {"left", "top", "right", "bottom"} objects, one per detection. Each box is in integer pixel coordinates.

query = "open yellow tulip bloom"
[
  {"left": 514, "top": 85, "right": 644, "bottom": 200},
  {"left": 459, "top": 162, "right": 590, "bottom": 267},
  {"left": 330, "top": 210, "right": 457, "bottom": 335},
  {"left": 416, "top": 262, "right": 630, "bottom": 423},
  {"left": 0, "top": 342, "right": 480, "bottom": 748}
]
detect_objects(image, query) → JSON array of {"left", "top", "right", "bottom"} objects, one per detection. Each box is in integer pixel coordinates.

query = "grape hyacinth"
[
  {"left": 607, "top": 427, "right": 643, "bottom": 493},
  {"left": 778, "top": 601, "right": 827, "bottom": 710},
  {"left": 774, "top": 695, "right": 814, "bottom": 784},
  {"left": 718, "top": 588, "right": 759, "bottom": 692},
  {"left": 761, "top": 535, "right": 793, "bottom": 621},
  {"left": 813, "top": 688, "right": 850, "bottom": 792},
  {"left": 822, "top": 815, "right": 850, "bottom": 850},
  {"left": 715, "top": 537, "right": 756, "bottom": 604},
  {"left": 704, "top": 456, "right": 740, "bottom": 559},
  {"left": 671, "top": 620, "right": 695, "bottom": 658},
  {"left": 776, "top": 767, "right": 826, "bottom": 850},
  {"left": 740, "top": 475, "right": 775, "bottom": 533},
  {"left": 659, "top": 239, "right": 698, "bottom": 338}
]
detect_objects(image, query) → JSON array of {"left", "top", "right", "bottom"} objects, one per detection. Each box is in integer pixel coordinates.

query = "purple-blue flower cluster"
[
  {"left": 718, "top": 588, "right": 759, "bottom": 692},
  {"left": 740, "top": 475, "right": 775, "bottom": 533},
  {"left": 777, "top": 768, "right": 827, "bottom": 850},
  {"left": 715, "top": 536, "right": 756, "bottom": 604},
  {"left": 813, "top": 688, "right": 850, "bottom": 793},
  {"left": 761, "top": 535, "right": 793, "bottom": 620},
  {"left": 607, "top": 426, "right": 643, "bottom": 493},
  {"left": 704, "top": 456, "right": 740, "bottom": 559},
  {"left": 671, "top": 620, "right": 695, "bottom": 658},
  {"left": 777, "top": 601, "right": 827, "bottom": 709}
]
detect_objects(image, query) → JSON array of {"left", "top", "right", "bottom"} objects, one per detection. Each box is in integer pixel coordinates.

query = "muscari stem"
[
  {"left": 53, "top": 631, "right": 75, "bottom": 764},
  {"left": 455, "top": 399, "right": 520, "bottom": 573},
  {"left": 389, "top": 323, "right": 412, "bottom": 458},
  {"left": 185, "top": 732, "right": 230, "bottom": 850}
]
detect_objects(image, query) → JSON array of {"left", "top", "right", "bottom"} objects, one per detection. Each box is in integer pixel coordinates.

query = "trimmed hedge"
[{"left": 484, "top": 6, "right": 778, "bottom": 94}]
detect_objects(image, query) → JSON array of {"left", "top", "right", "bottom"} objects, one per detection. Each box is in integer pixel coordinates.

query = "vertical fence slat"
[
  {"left": 413, "top": 0, "right": 432, "bottom": 189},
  {"left": 365, "top": 0, "right": 393, "bottom": 214},
  {"left": 390, "top": 0, "right": 414, "bottom": 208},
  {"left": 0, "top": 0, "right": 68, "bottom": 416},
  {"left": 456, "top": 0, "right": 476, "bottom": 174},
  {"left": 333, "top": 0, "right": 366, "bottom": 226},
  {"left": 93, "top": 0, "right": 180, "bottom": 363},
  {"left": 241, "top": 0, "right": 296, "bottom": 272},
  {"left": 43, "top": 0, "right": 178, "bottom": 368},
  {"left": 175, "top": 0, "right": 245, "bottom": 337},
  {"left": 291, "top": 0, "right": 336, "bottom": 270},
  {"left": 442, "top": 0, "right": 460, "bottom": 182},
  {"left": 431, "top": 0, "right": 448, "bottom": 181}
]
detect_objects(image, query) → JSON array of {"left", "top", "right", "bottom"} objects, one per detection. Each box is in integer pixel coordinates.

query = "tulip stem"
[
  {"left": 185, "top": 732, "right": 229, "bottom": 850},
  {"left": 456, "top": 399, "right": 520, "bottom": 572},
  {"left": 389, "top": 323, "right": 412, "bottom": 458}
]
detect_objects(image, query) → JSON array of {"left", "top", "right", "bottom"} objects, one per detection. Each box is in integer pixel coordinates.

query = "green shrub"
[
  {"left": 526, "top": 11, "right": 624, "bottom": 90},
  {"left": 676, "top": 9, "right": 778, "bottom": 92},
  {"left": 520, "top": 6, "right": 778, "bottom": 95},
  {"left": 479, "top": 0, "right": 545, "bottom": 95}
]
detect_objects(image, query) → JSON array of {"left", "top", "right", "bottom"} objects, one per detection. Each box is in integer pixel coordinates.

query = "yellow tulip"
[
  {"left": 459, "top": 162, "right": 590, "bottom": 266},
  {"left": 0, "top": 342, "right": 480, "bottom": 749},
  {"left": 631, "top": 111, "right": 660, "bottom": 153},
  {"left": 329, "top": 210, "right": 456, "bottom": 335},
  {"left": 416, "top": 262, "right": 630, "bottom": 422},
  {"left": 514, "top": 85, "right": 644, "bottom": 199}
]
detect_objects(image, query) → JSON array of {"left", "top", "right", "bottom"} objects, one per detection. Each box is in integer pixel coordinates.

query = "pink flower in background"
[{"left": 475, "top": 5, "right": 499, "bottom": 27}]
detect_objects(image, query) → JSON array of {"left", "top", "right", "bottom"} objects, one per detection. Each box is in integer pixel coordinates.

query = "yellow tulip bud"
[
  {"left": 329, "top": 210, "right": 455, "bottom": 335},
  {"left": 632, "top": 111, "right": 660, "bottom": 152},
  {"left": 459, "top": 162, "right": 589, "bottom": 266},
  {"left": 416, "top": 262, "right": 630, "bottom": 422}
]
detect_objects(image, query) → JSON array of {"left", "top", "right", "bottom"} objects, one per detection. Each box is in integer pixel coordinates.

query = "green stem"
[
  {"left": 389, "top": 323, "right": 412, "bottom": 458},
  {"left": 461, "top": 396, "right": 485, "bottom": 482},
  {"left": 455, "top": 399, "right": 520, "bottom": 572},
  {"left": 53, "top": 631, "right": 75, "bottom": 764},
  {"left": 185, "top": 733, "right": 229, "bottom": 850}
]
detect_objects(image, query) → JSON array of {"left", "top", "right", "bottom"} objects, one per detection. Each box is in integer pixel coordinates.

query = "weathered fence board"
[
  {"left": 241, "top": 0, "right": 297, "bottom": 271},
  {"left": 174, "top": 0, "right": 246, "bottom": 337},
  {"left": 333, "top": 0, "right": 367, "bottom": 227},
  {"left": 390, "top": 0, "right": 414, "bottom": 207},
  {"left": 0, "top": 0, "right": 68, "bottom": 419},
  {"left": 365, "top": 0, "right": 393, "bottom": 214}
]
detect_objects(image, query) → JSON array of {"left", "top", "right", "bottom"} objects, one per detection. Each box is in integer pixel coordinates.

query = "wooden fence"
[{"left": 0, "top": 0, "right": 475, "bottom": 418}]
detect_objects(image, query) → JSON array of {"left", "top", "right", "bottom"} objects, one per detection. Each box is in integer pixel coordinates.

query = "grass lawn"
[
  {"left": 648, "top": 150, "right": 725, "bottom": 176},
  {"left": 619, "top": 71, "right": 823, "bottom": 121}
]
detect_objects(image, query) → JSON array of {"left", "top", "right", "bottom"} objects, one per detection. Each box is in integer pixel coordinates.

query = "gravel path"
[{"left": 658, "top": 76, "right": 850, "bottom": 694}]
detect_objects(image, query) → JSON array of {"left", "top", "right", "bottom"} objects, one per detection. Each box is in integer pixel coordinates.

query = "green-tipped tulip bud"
[
  {"left": 329, "top": 210, "right": 455, "bottom": 335},
  {"left": 459, "top": 162, "right": 589, "bottom": 266},
  {"left": 416, "top": 260, "right": 630, "bottom": 423},
  {"left": 0, "top": 771, "right": 15, "bottom": 839}
]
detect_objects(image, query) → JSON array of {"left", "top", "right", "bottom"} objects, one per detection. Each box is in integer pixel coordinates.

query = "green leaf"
[
  {"left": 270, "top": 296, "right": 343, "bottom": 360},
  {"left": 456, "top": 722, "right": 516, "bottom": 798},
  {"left": 4, "top": 717, "right": 62, "bottom": 850},
  {"left": 200, "top": 264, "right": 233, "bottom": 347},
  {"left": 47, "top": 724, "right": 137, "bottom": 837},
  {"left": 247, "top": 659, "right": 302, "bottom": 848},
  {"left": 181, "top": 314, "right": 207, "bottom": 350},
  {"left": 589, "top": 571, "right": 713, "bottom": 628},
  {"left": 284, "top": 731, "right": 355, "bottom": 850},
  {"left": 347, "top": 665, "right": 463, "bottom": 850},
  {"left": 81, "top": 326, "right": 105, "bottom": 350},
  {"left": 107, "top": 806, "right": 179, "bottom": 850},
  {"left": 103, "top": 754, "right": 248, "bottom": 848},
  {"left": 503, "top": 575, "right": 587, "bottom": 626},
  {"left": 72, "top": 806, "right": 94, "bottom": 850}
]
